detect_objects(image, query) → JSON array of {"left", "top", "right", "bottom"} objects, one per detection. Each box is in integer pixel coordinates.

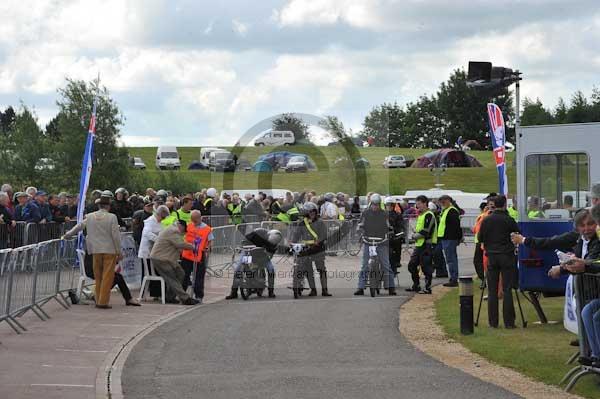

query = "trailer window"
[{"left": 525, "top": 153, "right": 589, "bottom": 220}]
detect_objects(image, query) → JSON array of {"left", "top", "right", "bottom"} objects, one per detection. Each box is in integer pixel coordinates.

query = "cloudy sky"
[{"left": 1, "top": 0, "right": 599, "bottom": 146}]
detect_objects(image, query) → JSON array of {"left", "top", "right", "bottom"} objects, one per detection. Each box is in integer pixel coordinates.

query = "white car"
[
  {"left": 285, "top": 156, "right": 309, "bottom": 173},
  {"left": 131, "top": 157, "right": 146, "bottom": 170},
  {"left": 383, "top": 155, "right": 409, "bottom": 168}
]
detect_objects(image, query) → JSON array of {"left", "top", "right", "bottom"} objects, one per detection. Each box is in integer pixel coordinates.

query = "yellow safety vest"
[
  {"left": 416, "top": 210, "right": 437, "bottom": 247},
  {"left": 508, "top": 207, "right": 519, "bottom": 222},
  {"left": 203, "top": 198, "right": 213, "bottom": 207},
  {"left": 227, "top": 203, "right": 243, "bottom": 225},
  {"left": 437, "top": 206, "right": 457, "bottom": 238},
  {"left": 334, "top": 204, "right": 345, "bottom": 221},
  {"left": 528, "top": 209, "right": 544, "bottom": 219},
  {"left": 303, "top": 218, "right": 319, "bottom": 244}
]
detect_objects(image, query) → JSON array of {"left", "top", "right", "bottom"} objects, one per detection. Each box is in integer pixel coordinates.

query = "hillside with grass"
[{"left": 126, "top": 146, "right": 516, "bottom": 195}]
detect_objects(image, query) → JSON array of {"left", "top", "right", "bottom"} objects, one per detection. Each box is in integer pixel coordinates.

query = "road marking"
[
  {"left": 56, "top": 349, "right": 108, "bottom": 353},
  {"left": 30, "top": 384, "right": 94, "bottom": 388}
]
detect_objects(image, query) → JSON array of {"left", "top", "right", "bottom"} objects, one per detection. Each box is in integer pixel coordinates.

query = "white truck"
[{"left": 155, "top": 146, "right": 181, "bottom": 170}]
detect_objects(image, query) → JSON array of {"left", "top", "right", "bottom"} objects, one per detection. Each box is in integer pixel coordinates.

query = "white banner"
[
  {"left": 564, "top": 275, "right": 578, "bottom": 334},
  {"left": 118, "top": 234, "right": 142, "bottom": 290}
]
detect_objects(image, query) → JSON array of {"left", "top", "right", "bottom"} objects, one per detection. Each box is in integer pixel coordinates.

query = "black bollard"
[{"left": 459, "top": 276, "right": 474, "bottom": 335}]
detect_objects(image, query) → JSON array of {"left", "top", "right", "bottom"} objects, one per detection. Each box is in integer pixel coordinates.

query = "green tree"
[
  {"left": 361, "top": 102, "right": 407, "bottom": 147},
  {"left": 521, "top": 98, "right": 554, "bottom": 126},
  {"left": 553, "top": 98, "right": 568, "bottom": 124},
  {"left": 51, "top": 78, "right": 129, "bottom": 191},
  {"left": 0, "top": 106, "right": 16, "bottom": 135},
  {"left": 566, "top": 91, "right": 592, "bottom": 123},
  {"left": 272, "top": 113, "right": 310, "bottom": 143},
  {"left": 403, "top": 96, "right": 447, "bottom": 148},
  {"left": 0, "top": 106, "right": 47, "bottom": 187},
  {"left": 437, "top": 69, "right": 513, "bottom": 148}
]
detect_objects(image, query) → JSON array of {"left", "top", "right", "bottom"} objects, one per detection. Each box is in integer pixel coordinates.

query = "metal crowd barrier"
[
  {"left": 0, "top": 239, "right": 75, "bottom": 334},
  {"left": 561, "top": 273, "right": 600, "bottom": 391}
]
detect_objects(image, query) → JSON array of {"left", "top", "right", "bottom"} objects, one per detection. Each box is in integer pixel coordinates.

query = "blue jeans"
[
  {"left": 441, "top": 240, "right": 459, "bottom": 282},
  {"left": 358, "top": 243, "right": 395, "bottom": 289},
  {"left": 582, "top": 299, "right": 600, "bottom": 358}
]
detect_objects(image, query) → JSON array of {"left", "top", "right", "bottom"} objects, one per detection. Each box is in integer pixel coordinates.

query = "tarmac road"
[{"left": 122, "top": 250, "right": 520, "bottom": 399}]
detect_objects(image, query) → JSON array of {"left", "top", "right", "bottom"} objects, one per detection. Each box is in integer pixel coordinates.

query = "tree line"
[{"left": 1, "top": 73, "right": 599, "bottom": 193}]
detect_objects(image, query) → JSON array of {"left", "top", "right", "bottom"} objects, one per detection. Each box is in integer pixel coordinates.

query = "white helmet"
[
  {"left": 384, "top": 196, "right": 395, "bottom": 205},
  {"left": 370, "top": 193, "right": 382, "bottom": 205},
  {"left": 267, "top": 230, "right": 283, "bottom": 246},
  {"left": 207, "top": 188, "right": 217, "bottom": 198}
]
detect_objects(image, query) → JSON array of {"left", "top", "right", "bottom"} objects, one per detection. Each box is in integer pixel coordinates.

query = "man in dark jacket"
[
  {"left": 131, "top": 200, "right": 154, "bottom": 246},
  {"left": 354, "top": 194, "right": 396, "bottom": 296},
  {"left": 112, "top": 188, "right": 134, "bottom": 219},
  {"left": 478, "top": 195, "right": 520, "bottom": 328},
  {"left": 385, "top": 197, "right": 404, "bottom": 276},
  {"left": 291, "top": 202, "right": 332, "bottom": 297},
  {"left": 437, "top": 195, "right": 463, "bottom": 287},
  {"left": 49, "top": 194, "right": 69, "bottom": 223}
]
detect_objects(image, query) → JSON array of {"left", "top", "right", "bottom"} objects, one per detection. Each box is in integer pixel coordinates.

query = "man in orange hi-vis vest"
[
  {"left": 473, "top": 194, "right": 497, "bottom": 287},
  {"left": 181, "top": 210, "right": 214, "bottom": 303}
]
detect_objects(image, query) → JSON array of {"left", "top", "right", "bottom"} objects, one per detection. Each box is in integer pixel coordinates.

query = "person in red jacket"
[{"left": 181, "top": 210, "right": 214, "bottom": 303}]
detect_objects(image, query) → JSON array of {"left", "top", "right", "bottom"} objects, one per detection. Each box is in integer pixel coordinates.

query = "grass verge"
[{"left": 435, "top": 284, "right": 599, "bottom": 398}]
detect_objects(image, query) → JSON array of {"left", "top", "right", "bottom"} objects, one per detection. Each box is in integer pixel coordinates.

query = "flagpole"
[{"left": 75, "top": 78, "right": 100, "bottom": 249}]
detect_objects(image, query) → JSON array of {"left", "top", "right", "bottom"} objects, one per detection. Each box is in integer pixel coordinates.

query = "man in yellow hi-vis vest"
[
  {"left": 437, "top": 195, "right": 463, "bottom": 287},
  {"left": 406, "top": 195, "right": 437, "bottom": 294},
  {"left": 290, "top": 202, "right": 332, "bottom": 297}
]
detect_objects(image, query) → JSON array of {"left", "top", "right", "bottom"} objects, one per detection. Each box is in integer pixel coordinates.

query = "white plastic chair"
[
  {"left": 76, "top": 249, "right": 94, "bottom": 298},
  {"left": 138, "top": 258, "right": 165, "bottom": 304}
]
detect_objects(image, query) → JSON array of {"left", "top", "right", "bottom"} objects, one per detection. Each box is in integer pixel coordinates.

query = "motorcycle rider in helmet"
[
  {"left": 290, "top": 202, "right": 332, "bottom": 297},
  {"left": 225, "top": 228, "right": 282, "bottom": 299},
  {"left": 113, "top": 187, "right": 133, "bottom": 219},
  {"left": 354, "top": 193, "right": 397, "bottom": 296},
  {"left": 385, "top": 196, "right": 404, "bottom": 276}
]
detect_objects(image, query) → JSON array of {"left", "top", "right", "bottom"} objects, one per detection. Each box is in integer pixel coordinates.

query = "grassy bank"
[
  {"left": 127, "top": 146, "right": 516, "bottom": 194},
  {"left": 435, "top": 283, "right": 599, "bottom": 398}
]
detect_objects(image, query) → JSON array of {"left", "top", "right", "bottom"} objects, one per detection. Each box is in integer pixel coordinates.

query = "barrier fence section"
[
  {"left": 562, "top": 273, "right": 600, "bottom": 391},
  {"left": 0, "top": 239, "right": 75, "bottom": 334}
]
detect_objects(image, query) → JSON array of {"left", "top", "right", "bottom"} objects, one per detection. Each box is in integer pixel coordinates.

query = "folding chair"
[{"left": 138, "top": 258, "right": 166, "bottom": 304}]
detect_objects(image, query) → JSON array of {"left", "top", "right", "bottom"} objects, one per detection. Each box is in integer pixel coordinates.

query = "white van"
[
  {"left": 200, "top": 147, "right": 224, "bottom": 167},
  {"left": 254, "top": 131, "right": 295, "bottom": 146},
  {"left": 155, "top": 146, "right": 181, "bottom": 170}
]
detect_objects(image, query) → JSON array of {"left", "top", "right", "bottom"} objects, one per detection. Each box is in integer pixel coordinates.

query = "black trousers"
[
  {"left": 389, "top": 242, "right": 402, "bottom": 275},
  {"left": 486, "top": 253, "right": 516, "bottom": 328},
  {"left": 432, "top": 243, "right": 447, "bottom": 277},
  {"left": 473, "top": 244, "right": 485, "bottom": 281},
  {"left": 181, "top": 257, "right": 208, "bottom": 299},
  {"left": 407, "top": 244, "right": 433, "bottom": 290}
]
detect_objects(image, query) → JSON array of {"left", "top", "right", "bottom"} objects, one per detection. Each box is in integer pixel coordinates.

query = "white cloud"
[
  {"left": 273, "top": 0, "right": 389, "bottom": 31},
  {"left": 232, "top": 19, "right": 249, "bottom": 37}
]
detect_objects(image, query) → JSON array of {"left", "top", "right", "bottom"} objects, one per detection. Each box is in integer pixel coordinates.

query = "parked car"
[
  {"left": 130, "top": 157, "right": 146, "bottom": 170},
  {"left": 209, "top": 150, "right": 236, "bottom": 172},
  {"left": 254, "top": 130, "right": 295, "bottom": 146},
  {"left": 156, "top": 146, "right": 181, "bottom": 170},
  {"left": 285, "top": 156, "right": 309, "bottom": 173},
  {"left": 382, "top": 155, "right": 413, "bottom": 168},
  {"left": 200, "top": 147, "right": 225, "bottom": 168},
  {"left": 188, "top": 160, "right": 209, "bottom": 170}
]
